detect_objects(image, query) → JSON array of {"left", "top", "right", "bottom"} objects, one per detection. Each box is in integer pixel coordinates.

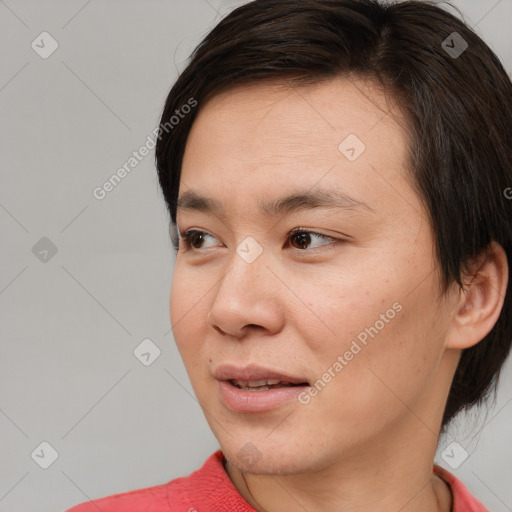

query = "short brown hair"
[{"left": 155, "top": 0, "right": 512, "bottom": 430}]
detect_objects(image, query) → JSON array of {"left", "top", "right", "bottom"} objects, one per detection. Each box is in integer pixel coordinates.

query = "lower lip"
[{"left": 218, "top": 380, "right": 308, "bottom": 413}]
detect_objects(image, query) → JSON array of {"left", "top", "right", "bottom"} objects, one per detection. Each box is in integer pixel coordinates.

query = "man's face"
[{"left": 171, "top": 78, "right": 458, "bottom": 474}]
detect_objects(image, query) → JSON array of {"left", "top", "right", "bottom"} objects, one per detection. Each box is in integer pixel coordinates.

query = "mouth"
[
  {"left": 214, "top": 364, "right": 311, "bottom": 412},
  {"left": 214, "top": 363, "right": 309, "bottom": 385},
  {"left": 228, "top": 379, "right": 310, "bottom": 391}
]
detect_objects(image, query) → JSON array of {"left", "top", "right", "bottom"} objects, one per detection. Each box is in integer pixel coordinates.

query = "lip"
[
  {"left": 214, "top": 364, "right": 310, "bottom": 413},
  {"left": 214, "top": 363, "right": 309, "bottom": 385}
]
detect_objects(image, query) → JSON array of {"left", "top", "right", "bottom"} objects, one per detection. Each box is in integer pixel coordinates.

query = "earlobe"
[{"left": 445, "top": 241, "right": 509, "bottom": 350}]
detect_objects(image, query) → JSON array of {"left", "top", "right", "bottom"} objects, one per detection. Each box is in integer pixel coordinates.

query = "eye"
[
  {"left": 178, "top": 227, "right": 338, "bottom": 253},
  {"left": 179, "top": 229, "right": 219, "bottom": 251},
  {"left": 287, "top": 228, "right": 335, "bottom": 251}
]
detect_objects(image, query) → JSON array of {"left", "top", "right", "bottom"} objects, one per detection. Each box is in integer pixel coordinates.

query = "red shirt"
[{"left": 65, "top": 450, "right": 489, "bottom": 511}]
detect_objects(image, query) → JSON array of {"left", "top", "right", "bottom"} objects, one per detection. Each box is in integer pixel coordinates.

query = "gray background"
[{"left": 0, "top": 1, "right": 511, "bottom": 511}]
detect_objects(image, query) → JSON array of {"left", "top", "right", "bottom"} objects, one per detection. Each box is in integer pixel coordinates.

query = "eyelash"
[{"left": 177, "top": 227, "right": 339, "bottom": 254}]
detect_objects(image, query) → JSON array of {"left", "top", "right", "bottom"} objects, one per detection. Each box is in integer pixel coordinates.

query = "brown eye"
[
  {"left": 179, "top": 228, "right": 336, "bottom": 254},
  {"left": 288, "top": 229, "right": 334, "bottom": 251},
  {"left": 290, "top": 231, "right": 312, "bottom": 249},
  {"left": 189, "top": 231, "right": 205, "bottom": 249},
  {"left": 180, "top": 230, "right": 218, "bottom": 251}
]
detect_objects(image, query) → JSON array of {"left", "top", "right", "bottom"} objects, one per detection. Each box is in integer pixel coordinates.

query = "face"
[{"left": 170, "top": 77, "right": 459, "bottom": 475}]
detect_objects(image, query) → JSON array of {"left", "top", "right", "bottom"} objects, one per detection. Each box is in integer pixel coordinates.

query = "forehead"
[
  {"left": 179, "top": 77, "right": 412, "bottom": 219},
  {"left": 185, "top": 76, "right": 405, "bottom": 143}
]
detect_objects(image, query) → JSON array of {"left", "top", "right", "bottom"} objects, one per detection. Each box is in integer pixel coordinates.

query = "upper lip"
[{"left": 214, "top": 364, "right": 309, "bottom": 385}]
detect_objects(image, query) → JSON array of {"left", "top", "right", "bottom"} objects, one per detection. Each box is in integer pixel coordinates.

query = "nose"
[{"left": 207, "top": 251, "right": 285, "bottom": 339}]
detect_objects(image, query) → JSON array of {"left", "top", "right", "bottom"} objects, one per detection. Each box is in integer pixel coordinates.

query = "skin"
[{"left": 170, "top": 77, "right": 508, "bottom": 512}]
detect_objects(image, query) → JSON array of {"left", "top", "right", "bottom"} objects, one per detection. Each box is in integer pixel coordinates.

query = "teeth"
[{"left": 231, "top": 379, "right": 295, "bottom": 389}]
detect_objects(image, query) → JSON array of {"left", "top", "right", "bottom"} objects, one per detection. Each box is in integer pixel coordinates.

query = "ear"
[{"left": 445, "top": 241, "right": 509, "bottom": 350}]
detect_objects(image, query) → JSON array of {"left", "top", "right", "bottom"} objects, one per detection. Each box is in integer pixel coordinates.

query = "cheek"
[
  {"left": 323, "top": 287, "right": 446, "bottom": 409},
  {"left": 307, "top": 309, "right": 438, "bottom": 436},
  {"left": 169, "top": 272, "right": 185, "bottom": 330},
  {"left": 298, "top": 271, "right": 395, "bottom": 355},
  {"left": 169, "top": 266, "right": 208, "bottom": 353},
  {"left": 301, "top": 263, "right": 443, "bottom": 384},
  {"left": 169, "top": 270, "right": 214, "bottom": 400}
]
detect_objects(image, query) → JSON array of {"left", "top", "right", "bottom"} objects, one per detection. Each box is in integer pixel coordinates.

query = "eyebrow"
[{"left": 176, "top": 188, "right": 375, "bottom": 217}]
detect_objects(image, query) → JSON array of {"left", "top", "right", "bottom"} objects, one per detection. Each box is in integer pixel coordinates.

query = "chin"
[
  {"left": 227, "top": 449, "right": 309, "bottom": 475},
  {"left": 215, "top": 431, "right": 322, "bottom": 475}
]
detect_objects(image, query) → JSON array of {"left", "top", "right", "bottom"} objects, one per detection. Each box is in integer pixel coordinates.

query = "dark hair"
[{"left": 155, "top": 0, "right": 512, "bottom": 431}]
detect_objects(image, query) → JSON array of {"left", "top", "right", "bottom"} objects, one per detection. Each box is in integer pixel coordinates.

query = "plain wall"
[{"left": 0, "top": 1, "right": 511, "bottom": 511}]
